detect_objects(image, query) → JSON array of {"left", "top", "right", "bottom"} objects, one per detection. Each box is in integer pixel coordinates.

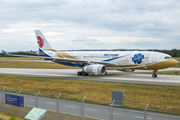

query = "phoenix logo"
[
  {"left": 132, "top": 53, "right": 144, "bottom": 64},
  {"left": 37, "top": 36, "right": 44, "bottom": 48}
]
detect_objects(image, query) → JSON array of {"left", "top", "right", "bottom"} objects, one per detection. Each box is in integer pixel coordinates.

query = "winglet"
[{"left": 2, "top": 50, "right": 10, "bottom": 55}]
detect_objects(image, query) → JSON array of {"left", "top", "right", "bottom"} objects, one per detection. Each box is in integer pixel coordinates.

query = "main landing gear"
[
  {"left": 77, "top": 71, "right": 89, "bottom": 76},
  {"left": 152, "top": 70, "right": 157, "bottom": 78}
]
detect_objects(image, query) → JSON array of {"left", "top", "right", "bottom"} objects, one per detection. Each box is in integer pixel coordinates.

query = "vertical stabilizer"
[{"left": 35, "top": 30, "right": 53, "bottom": 50}]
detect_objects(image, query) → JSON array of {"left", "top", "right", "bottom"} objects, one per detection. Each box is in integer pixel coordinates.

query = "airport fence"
[{"left": 0, "top": 86, "right": 180, "bottom": 120}]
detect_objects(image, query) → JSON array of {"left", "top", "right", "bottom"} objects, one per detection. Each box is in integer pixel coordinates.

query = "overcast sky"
[{"left": 0, "top": 0, "right": 180, "bottom": 51}]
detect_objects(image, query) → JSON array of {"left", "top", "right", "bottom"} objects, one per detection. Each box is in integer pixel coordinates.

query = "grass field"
[
  {"left": 0, "top": 75, "right": 180, "bottom": 115},
  {"left": 0, "top": 57, "right": 79, "bottom": 69},
  {"left": 174, "top": 57, "right": 180, "bottom": 61},
  {"left": 0, "top": 111, "right": 23, "bottom": 120}
]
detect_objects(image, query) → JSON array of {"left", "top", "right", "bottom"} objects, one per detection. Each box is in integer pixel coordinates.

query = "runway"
[{"left": 0, "top": 68, "right": 180, "bottom": 86}]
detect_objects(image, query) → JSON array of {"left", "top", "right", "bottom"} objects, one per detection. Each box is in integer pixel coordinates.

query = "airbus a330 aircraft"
[{"left": 2, "top": 30, "right": 178, "bottom": 78}]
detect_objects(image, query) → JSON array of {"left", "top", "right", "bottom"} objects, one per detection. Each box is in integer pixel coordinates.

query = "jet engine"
[{"left": 83, "top": 64, "right": 107, "bottom": 75}]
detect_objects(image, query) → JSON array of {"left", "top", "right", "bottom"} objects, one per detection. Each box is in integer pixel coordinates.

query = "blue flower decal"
[{"left": 132, "top": 53, "right": 144, "bottom": 64}]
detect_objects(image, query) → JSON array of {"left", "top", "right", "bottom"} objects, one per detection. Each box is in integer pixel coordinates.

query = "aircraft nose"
[
  {"left": 175, "top": 59, "right": 178, "bottom": 64},
  {"left": 161, "top": 59, "right": 178, "bottom": 69},
  {"left": 171, "top": 59, "right": 178, "bottom": 66}
]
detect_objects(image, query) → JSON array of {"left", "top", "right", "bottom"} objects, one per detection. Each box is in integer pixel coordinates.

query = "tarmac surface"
[{"left": 0, "top": 68, "right": 179, "bottom": 86}]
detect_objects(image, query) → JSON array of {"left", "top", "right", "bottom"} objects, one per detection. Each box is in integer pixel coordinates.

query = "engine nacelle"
[{"left": 83, "top": 64, "right": 107, "bottom": 75}]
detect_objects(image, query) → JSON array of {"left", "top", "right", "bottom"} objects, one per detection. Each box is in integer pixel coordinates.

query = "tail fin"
[{"left": 35, "top": 30, "right": 53, "bottom": 50}]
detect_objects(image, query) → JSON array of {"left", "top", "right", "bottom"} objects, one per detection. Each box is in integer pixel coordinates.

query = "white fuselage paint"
[{"left": 43, "top": 50, "right": 177, "bottom": 71}]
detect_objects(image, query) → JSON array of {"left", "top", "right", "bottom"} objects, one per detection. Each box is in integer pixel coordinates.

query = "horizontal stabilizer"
[{"left": 1, "top": 50, "right": 44, "bottom": 58}]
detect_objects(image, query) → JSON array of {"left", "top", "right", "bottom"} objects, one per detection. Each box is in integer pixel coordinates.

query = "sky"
[{"left": 0, "top": 0, "right": 180, "bottom": 51}]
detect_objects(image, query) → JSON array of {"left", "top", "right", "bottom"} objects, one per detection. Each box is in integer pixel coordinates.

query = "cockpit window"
[{"left": 164, "top": 56, "right": 172, "bottom": 59}]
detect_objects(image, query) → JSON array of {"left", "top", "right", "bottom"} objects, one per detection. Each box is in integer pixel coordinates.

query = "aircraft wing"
[
  {"left": 43, "top": 57, "right": 112, "bottom": 66},
  {"left": 2, "top": 50, "right": 112, "bottom": 66}
]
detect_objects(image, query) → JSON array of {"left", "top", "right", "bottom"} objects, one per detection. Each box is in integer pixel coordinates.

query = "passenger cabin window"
[{"left": 164, "top": 56, "right": 172, "bottom": 59}]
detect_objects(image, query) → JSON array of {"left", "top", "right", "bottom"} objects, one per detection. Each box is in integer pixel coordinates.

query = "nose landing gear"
[{"left": 152, "top": 70, "right": 157, "bottom": 78}]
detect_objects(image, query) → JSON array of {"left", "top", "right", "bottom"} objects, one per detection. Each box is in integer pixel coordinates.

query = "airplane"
[{"left": 2, "top": 30, "right": 179, "bottom": 78}]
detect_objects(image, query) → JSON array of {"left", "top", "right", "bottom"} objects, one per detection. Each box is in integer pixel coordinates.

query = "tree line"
[{"left": 153, "top": 49, "right": 180, "bottom": 57}]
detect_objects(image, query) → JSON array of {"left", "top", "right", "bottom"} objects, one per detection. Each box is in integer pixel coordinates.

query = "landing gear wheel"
[
  {"left": 152, "top": 74, "right": 157, "bottom": 78},
  {"left": 77, "top": 71, "right": 82, "bottom": 76},
  {"left": 82, "top": 71, "right": 86, "bottom": 76},
  {"left": 77, "top": 71, "right": 89, "bottom": 76},
  {"left": 152, "top": 70, "right": 158, "bottom": 78}
]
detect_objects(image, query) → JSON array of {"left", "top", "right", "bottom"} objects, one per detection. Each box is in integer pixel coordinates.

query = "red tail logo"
[{"left": 37, "top": 36, "right": 44, "bottom": 48}]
